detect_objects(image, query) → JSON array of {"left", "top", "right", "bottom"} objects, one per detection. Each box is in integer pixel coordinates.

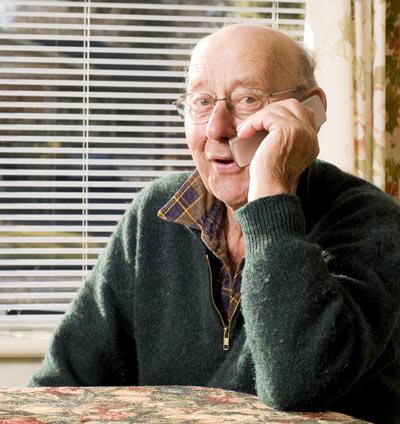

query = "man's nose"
[{"left": 205, "top": 101, "right": 237, "bottom": 142}]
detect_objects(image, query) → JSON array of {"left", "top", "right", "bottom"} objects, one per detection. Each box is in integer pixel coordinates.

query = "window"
[{"left": 0, "top": 0, "right": 306, "bottom": 334}]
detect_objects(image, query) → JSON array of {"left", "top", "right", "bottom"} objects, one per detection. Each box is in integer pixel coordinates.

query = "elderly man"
[{"left": 30, "top": 24, "right": 400, "bottom": 423}]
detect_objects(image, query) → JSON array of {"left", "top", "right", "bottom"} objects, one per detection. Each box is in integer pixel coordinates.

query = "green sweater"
[{"left": 29, "top": 160, "right": 400, "bottom": 424}]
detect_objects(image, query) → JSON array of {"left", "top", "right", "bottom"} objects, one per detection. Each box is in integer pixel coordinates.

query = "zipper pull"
[{"left": 223, "top": 326, "right": 230, "bottom": 351}]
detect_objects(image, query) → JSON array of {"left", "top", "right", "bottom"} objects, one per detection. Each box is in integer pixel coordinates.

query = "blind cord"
[{"left": 82, "top": 0, "right": 91, "bottom": 282}]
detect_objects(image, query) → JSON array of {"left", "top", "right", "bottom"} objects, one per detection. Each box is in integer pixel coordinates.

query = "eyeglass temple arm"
[{"left": 268, "top": 85, "right": 305, "bottom": 97}]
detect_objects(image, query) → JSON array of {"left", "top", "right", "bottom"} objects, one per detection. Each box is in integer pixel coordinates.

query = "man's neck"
[{"left": 224, "top": 205, "right": 245, "bottom": 271}]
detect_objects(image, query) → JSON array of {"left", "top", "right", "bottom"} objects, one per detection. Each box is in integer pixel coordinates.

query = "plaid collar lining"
[{"left": 157, "top": 170, "right": 226, "bottom": 255}]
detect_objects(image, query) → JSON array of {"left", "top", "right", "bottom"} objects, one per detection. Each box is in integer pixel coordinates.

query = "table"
[{"left": 0, "top": 385, "right": 371, "bottom": 423}]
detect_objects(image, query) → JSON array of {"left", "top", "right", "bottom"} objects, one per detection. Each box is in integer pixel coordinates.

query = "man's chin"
[
  {"left": 210, "top": 186, "right": 248, "bottom": 210},
  {"left": 198, "top": 171, "right": 249, "bottom": 209}
]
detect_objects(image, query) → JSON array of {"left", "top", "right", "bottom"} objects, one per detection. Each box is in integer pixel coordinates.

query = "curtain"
[{"left": 305, "top": 0, "right": 400, "bottom": 202}]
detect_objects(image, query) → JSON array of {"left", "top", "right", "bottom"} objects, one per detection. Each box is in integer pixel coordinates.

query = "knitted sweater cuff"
[{"left": 235, "top": 195, "right": 306, "bottom": 250}]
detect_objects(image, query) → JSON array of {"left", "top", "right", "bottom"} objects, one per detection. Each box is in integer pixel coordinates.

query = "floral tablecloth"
[{"left": 0, "top": 385, "right": 371, "bottom": 424}]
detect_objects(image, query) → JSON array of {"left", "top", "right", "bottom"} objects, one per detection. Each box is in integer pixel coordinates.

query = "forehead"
[
  {"left": 187, "top": 57, "right": 272, "bottom": 93},
  {"left": 187, "top": 39, "right": 273, "bottom": 91}
]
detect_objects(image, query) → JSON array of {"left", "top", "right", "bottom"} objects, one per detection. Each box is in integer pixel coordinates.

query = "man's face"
[{"left": 185, "top": 27, "right": 290, "bottom": 210}]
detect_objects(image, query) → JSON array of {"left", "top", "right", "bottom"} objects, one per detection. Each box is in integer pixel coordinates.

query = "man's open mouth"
[{"left": 213, "top": 158, "right": 234, "bottom": 164}]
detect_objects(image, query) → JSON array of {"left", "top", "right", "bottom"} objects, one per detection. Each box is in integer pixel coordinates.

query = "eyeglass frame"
[{"left": 172, "top": 85, "right": 307, "bottom": 124}]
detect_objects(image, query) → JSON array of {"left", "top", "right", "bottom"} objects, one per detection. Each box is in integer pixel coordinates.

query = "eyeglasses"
[{"left": 172, "top": 85, "right": 305, "bottom": 124}]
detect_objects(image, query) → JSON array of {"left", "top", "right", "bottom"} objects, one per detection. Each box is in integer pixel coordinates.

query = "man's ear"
[{"left": 307, "top": 87, "right": 327, "bottom": 111}]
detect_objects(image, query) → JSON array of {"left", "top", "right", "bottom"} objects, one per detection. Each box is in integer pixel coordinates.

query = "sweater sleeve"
[
  {"left": 28, "top": 210, "right": 138, "bottom": 387},
  {"left": 235, "top": 189, "right": 400, "bottom": 410}
]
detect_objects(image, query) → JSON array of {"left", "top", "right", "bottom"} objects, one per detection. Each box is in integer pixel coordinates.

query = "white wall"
[
  {"left": 0, "top": 358, "right": 42, "bottom": 387},
  {"left": 0, "top": 331, "right": 49, "bottom": 386}
]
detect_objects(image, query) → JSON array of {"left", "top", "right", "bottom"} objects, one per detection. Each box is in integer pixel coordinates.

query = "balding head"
[{"left": 189, "top": 23, "right": 316, "bottom": 92}]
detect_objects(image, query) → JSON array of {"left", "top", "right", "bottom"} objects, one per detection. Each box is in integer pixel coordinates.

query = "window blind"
[{"left": 0, "top": 0, "right": 306, "bottom": 331}]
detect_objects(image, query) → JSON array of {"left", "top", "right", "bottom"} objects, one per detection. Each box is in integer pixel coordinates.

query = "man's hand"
[{"left": 236, "top": 98, "right": 320, "bottom": 201}]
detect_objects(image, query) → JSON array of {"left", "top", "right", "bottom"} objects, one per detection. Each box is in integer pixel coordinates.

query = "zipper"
[
  {"left": 205, "top": 253, "right": 241, "bottom": 351},
  {"left": 223, "top": 327, "right": 230, "bottom": 350}
]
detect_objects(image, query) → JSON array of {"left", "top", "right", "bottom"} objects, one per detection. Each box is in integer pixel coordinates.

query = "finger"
[
  {"left": 237, "top": 109, "right": 299, "bottom": 139},
  {"left": 280, "top": 98, "right": 311, "bottom": 120},
  {"left": 268, "top": 99, "right": 315, "bottom": 128},
  {"left": 237, "top": 99, "right": 311, "bottom": 138}
]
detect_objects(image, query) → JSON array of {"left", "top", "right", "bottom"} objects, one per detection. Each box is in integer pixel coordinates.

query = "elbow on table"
[
  {"left": 257, "top": 375, "right": 322, "bottom": 412},
  {"left": 260, "top": 392, "right": 307, "bottom": 412}
]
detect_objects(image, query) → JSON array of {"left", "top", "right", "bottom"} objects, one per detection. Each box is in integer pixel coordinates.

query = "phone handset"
[{"left": 229, "top": 94, "right": 327, "bottom": 168}]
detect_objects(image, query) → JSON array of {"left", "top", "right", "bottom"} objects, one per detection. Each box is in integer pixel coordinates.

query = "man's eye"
[
  {"left": 199, "top": 98, "right": 211, "bottom": 106},
  {"left": 191, "top": 95, "right": 212, "bottom": 108},
  {"left": 238, "top": 95, "right": 258, "bottom": 105}
]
